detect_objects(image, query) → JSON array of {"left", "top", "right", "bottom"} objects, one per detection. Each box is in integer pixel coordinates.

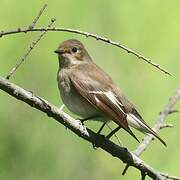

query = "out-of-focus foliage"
[{"left": 0, "top": 1, "right": 179, "bottom": 180}]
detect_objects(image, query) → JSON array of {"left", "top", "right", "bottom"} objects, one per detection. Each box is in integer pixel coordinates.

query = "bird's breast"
[{"left": 57, "top": 69, "right": 101, "bottom": 119}]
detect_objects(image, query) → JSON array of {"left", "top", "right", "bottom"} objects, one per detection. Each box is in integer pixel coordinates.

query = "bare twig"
[
  {"left": 29, "top": 4, "right": 47, "bottom": 29},
  {"left": 0, "top": 76, "right": 179, "bottom": 179},
  {"left": 122, "top": 88, "right": 180, "bottom": 176},
  {"left": 160, "top": 123, "right": 173, "bottom": 129},
  {"left": 134, "top": 88, "right": 180, "bottom": 157},
  {"left": 122, "top": 164, "right": 130, "bottom": 175},
  {"left": 161, "top": 173, "right": 180, "bottom": 180},
  {"left": 0, "top": 27, "right": 171, "bottom": 76},
  {"left": 141, "top": 171, "right": 146, "bottom": 180},
  {"left": 168, "top": 109, "right": 178, "bottom": 114},
  {"left": 6, "top": 18, "right": 56, "bottom": 79}
]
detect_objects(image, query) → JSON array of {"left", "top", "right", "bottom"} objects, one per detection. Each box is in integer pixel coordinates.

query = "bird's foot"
[{"left": 91, "top": 122, "right": 107, "bottom": 149}]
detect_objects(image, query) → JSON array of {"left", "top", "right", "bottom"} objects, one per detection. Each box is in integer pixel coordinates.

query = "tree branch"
[
  {"left": 0, "top": 27, "right": 171, "bottom": 76},
  {"left": 28, "top": 4, "right": 47, "bottom": 30},
  {"left": 0, "top": 76, "right": 179, "bottom": 180},
  {"left": 122, "top": 88, "right": 180, "bottom": 178},
  {"left": 134, "top": 88, "right": 180, "bottom": 157},
  {"left": 6, "top": 18, "right": 56, "bottom": 79},
  {"left": 161, "top": 173, "right": 180, "bottom": 180}
]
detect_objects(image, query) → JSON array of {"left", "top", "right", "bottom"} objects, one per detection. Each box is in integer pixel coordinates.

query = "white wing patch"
[
  {"left": 127, "top": 113, "right": 150, "bottom": 133},
  {"left": 88, "top": 90, "right": 150, "bottom": 133},
  {"left": 88, "top": 90, "right": 126, "bottom": 115}
]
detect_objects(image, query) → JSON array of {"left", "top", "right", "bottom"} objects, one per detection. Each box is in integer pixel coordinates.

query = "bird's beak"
[
  {"left": 54, "top": 49, "right": 60, "bottom": 54},
  {"left": 54, "top": 50, "right": 59, "bottom": 54},
  {"left": 54, "top": 49, "right": 64, "bottom": 54}
]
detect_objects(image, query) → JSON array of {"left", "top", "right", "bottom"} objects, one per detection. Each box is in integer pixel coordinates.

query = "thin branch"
[
  {"left": 28, "top": 4, "right": 47, "bottom": 29},
  {"left": 122, "top": 164, "right": 130, "bottom": 175},
  {"left": 0, "top": 76, "right": 179, "bottom": 180},
  {"left": 122, "top": 88, "right": 180, "bottom": 176},
  {"left": 141, "top": 171, "right": 146, "bottom": 180},
  {"left": 160, "top": 123, "right": 173, "bottom": 130},
  {"left": 6, "top": 19, "right": 56, "bottom": 79},
  {"left": 161, "top": 173, "right": 180, "bottom": 180},
  {"left": 134, "top": 88, "right": 180, "bottom": 157},
  {"left": 168, "top": 109, "right": 178, "bottom": 114},
  {"left": 0, "top": 27, "right": 171, "bottom": 76},
  {"left": 3, "top": 4, "right": 47, "bottom": 78}
]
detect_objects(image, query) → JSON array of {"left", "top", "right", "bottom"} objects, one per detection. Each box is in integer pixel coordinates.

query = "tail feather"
[
  {"left": 125, "top": 126, "right": 140, "bottom": 143},
  {"left": 147, "top": 129, "right": 167, "bottom": 146},
  {"left": 127, "top": 113, "right": 167, "bottom": 146}
]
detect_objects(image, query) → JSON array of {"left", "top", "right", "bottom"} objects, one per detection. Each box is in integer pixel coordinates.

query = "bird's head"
[{"left": 54, "top": 39, "right": 92, "bottom": 68}]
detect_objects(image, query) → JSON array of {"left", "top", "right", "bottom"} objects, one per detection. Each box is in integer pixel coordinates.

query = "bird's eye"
[{"left": 72, "top": 47, "right": 78, "bottom": 53}]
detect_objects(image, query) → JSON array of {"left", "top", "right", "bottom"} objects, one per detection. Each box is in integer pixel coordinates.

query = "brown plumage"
[{"left": 54, "top": 39, "right": 166, "bottom": 146}]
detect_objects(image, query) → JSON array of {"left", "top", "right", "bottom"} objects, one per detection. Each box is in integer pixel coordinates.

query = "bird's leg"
[
  {"left": 106, "top": 124, "right": 122, "bottom": 146},
  {"left": 93, "top": 122, "right": 107, "bottom": 149},
  {"left": 59, "top": 104, "right": 65, "bottom": 111},
  {"left": 97, "top": 122, "right": 107, "bottom": 134},
  {"left": 106, "top": 126, "right": 121, "bottom": 139},
  {"left": 77, "top": 117, "right": 88, "bottom": 124}
]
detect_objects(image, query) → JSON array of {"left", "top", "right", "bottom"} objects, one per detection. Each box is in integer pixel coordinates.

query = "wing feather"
[
  {"left": 70, "top": 71, "right": 139, "bottom": 142},
  {"left": 68, "top": 63, "right": 166, "bottom": 146}
]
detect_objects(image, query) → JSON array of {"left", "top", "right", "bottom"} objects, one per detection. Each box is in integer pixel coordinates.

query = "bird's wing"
[
  {"left": 113, "top": 86, "right": 166, "bottom": 146},
  {"left": 108, "top": 82, "right": 166, "bottom": 146},
  {"left": 70, "top": 63, "right": 139, "bottom": 142},
  {"left": 128, "top": 108, "right": 167, "bottom": 146}
]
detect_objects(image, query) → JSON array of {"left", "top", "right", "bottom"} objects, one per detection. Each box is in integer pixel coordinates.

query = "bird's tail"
[{"left": 127, "top": 113, "right": 167, "bottom": 146}]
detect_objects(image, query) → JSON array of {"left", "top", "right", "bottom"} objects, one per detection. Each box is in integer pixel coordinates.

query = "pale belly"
[
  {"left": 60, "top": 85, "right": 98, "bottom": 118},
  {"left": 57, "top": 70, "right": 105, "bottom": 120}
]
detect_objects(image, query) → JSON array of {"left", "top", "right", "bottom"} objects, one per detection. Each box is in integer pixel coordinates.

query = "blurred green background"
[{"left": 0, "top": 1, "right": 180, "bottom": 180}]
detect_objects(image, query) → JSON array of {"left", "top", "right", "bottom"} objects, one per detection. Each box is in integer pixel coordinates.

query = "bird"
[{"left": 54, "top": 39, "right": 166, "bottom": 146}]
